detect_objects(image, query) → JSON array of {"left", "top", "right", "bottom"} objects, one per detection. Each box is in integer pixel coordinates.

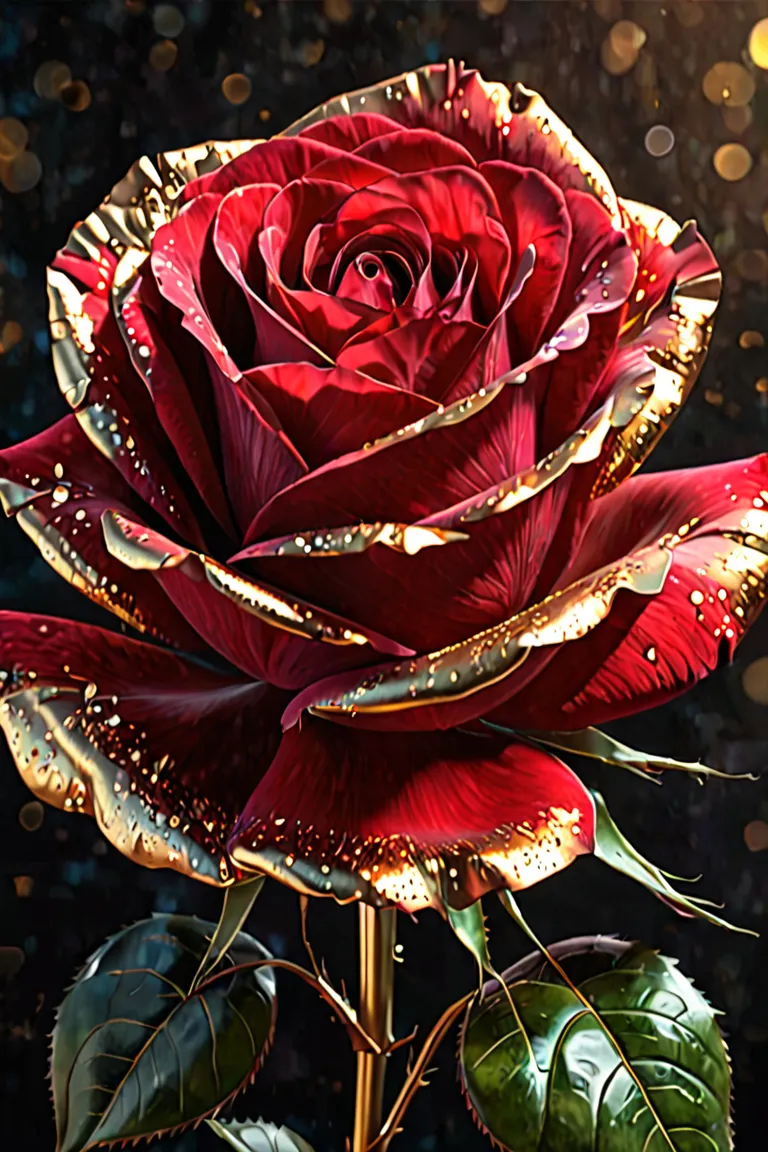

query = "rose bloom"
[{"left": 1, "top": 64, "right": 766, "bottom": 912}]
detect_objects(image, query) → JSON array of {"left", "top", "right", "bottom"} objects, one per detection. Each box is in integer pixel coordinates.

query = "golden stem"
[{"left": 353, "top": 904, "right": 396, "bottom": 1152}]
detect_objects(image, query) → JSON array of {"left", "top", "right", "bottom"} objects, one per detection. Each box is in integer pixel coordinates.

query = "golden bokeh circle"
[
  {"left": 0, "top": 117, "right": 29, "bottom": 160},
  {"left": 742, "top": 656, "right": 768, "bottom": 705},
  {"left": 748, "top": 17, "right": 768, "bottom": 69},
  {"left": 713, "top": 142, "right": 752, "bottom": 181},
  {"left": 59, "top": 80, "right": 92, "bottom": 112},
  {"left": 149, "top": 40, "right": 178, "bottom": 71},
  {"left": 702, "top": 61, "right": 755, "bottom": 107},
  {"left": 722, "top": 104, "right": 753, "bottom": 134},
  {"left": 1, "top": 151, "right": 42, "bottom": 193},
  {"left": 222, "top": 73, "right": 252, "bottom": 105},
  {"left": 33, "top": 60, "right": 72, "bottom": 101}
]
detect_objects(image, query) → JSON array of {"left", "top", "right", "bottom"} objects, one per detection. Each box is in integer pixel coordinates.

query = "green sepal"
[
  {"left": 591, "top": 790, "right": 755, "bottom": 934},
  {"left": 192, "top": 874, "right": 265, "bottom": 989},
  {"left": 446, "top": 900, "right": 495, "bottom": 980}
]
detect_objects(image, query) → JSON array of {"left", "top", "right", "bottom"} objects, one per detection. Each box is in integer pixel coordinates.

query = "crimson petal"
[
  {"left": 101, "top": 510, "right": 413, "bottom": 690},
  {"left": 227, "top": 719, "right": 594, "bottom": 911},
  {"left": 0, "top": 417, "right": 203, "bottom": 651},
  {"left": 487, "top": 455, "right": 768, "bottom": 731},
  {"left": 0, "top": 612, "right": 285, "bottom": 885}
]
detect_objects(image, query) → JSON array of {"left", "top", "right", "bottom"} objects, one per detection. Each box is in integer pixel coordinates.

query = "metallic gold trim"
[
  {"left": 101, "top": 510, "right": 412, "bottom": 655},
  {"left": 280, "top": 63, "right": 620, "bottom": 224},
  {"left": 0, "top": 688, "right": 225, "bottom": 886},
  {"left": 307, "top": 544, "right": 671, "bottom": 717},
  {"left": 591, "top": 202, "right": 722, "bottom": 498},
  {"left": 15, "top": 504, "right": 155, "bottom": 636},
  {"left": 235, "top": 522, "right": 469, "bottom": 560},
  {"left": 229, "top": 804, "right": 589, "bottom": 913},
  {"left": 49, "top": 139, "right": 261, "bottom": 410},
  {"left": 419, "top": 364, "right": 653, "bottom": 528}
]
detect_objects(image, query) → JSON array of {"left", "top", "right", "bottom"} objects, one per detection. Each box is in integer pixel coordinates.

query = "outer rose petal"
[
  {"left": 47, "top": 251, "right": 208, "bottom": 549},
  {"left": 227, "top": 720, "right": 594, "bottom": 911},
  {"left": 0, "top": 417, "right": 203, "bottom": 651},
  {"left": 487, "top": 455, "right": 768, "bottom": 730},
  {"left": 0, "top": 612, "right": 285, "bottom": 885}
]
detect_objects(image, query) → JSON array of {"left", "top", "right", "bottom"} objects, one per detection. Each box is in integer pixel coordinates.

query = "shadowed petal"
[
  {"left": 0, "top": 612, "right": 285, "bottom": 885},
  {"left": 101, "top": 510, "right": 413, "bottom": 689}
]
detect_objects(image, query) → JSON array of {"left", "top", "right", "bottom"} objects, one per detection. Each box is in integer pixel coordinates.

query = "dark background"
[{"left": 1, "top": 1, "right": 768, "bottom": 1148}]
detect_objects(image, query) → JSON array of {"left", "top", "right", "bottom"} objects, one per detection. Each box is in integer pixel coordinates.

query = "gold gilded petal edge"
[
  {"left": 230, "top": 804, "right": 589, "bottom": 913},
  {"left": 0, "top": 687, "right": 228, "bottom": 886},
  {"left": 307, "top": 544, "right": 672, "bottom": 718},
  {"left": 592, "top": 198, "right": 722, "bottom": 498},
  {"left": 48, "top": 139, "right": 261, "bottom": 411}
]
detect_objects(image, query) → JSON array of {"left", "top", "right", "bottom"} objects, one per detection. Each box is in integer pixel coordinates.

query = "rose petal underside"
[
  {"left": 0, "top": 612, "right": 286, "bottom": 886},
  {"left": 228, "top": 719, "right": 595, "bottom": 911}
]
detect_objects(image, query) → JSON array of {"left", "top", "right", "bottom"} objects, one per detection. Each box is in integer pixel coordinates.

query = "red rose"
[{"left": 1, "top": 64, "right": 766, "bottom": 911}]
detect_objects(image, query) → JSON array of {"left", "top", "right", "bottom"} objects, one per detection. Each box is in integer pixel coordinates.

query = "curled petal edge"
[{"left": 283, "top": 543, "right": 672, "bottom": 725}]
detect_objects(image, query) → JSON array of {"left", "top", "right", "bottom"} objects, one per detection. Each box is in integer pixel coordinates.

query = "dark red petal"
[
  {"left": 234, "top": 384, "right": 544, "bottom": 654},
  {"left": 123, "top": 261, "right": 237, "bottom": 538},
  {"left": 242, "top": 363, "right": 434, "bottom": 470},
  {"left": 213, "top": 185, "right": 330, "bottom": 366},
  {"left": 101, "top": 511, "right": 413, "bottom": 690},
  {"left": 0, "top": 611, "right": 284, "bottom": 883},
  {"left": 0, "top": 417, "right": 203, "bottom": 651},
  {"left": 533, "top": 189, "right": 637, "bottom": 453},
  {"left": 479, "top": 161, "right": 571, "bottom": 358},
  {"left": 148, "top": 193, "right": 247, "bottom": 379},
  {"left": 205, "top": 357, "right": 307, "bottom": 535},
  {"left": 353, "top": 127, "right": 478, "bottom": 172},
  {"left": 227, "top": 719, "right": 594, "bottom": 910},
  {"left": 297, "top": 113, "right": 401, "bottom": 150},
  {"left": 336, "top": 314, "right": 484, "bottom": 397},
  {"left": 243, "top": 379, "right": 533, "bottom": 547},
  {"left": 48, "top": 250, "right": 208, "bottom": 549},
  {"left": 487, "top": 455, "right": 768, "bottom": 730},
  {"left": 179, "top": 135, "right": 347, "bottom": 202}
]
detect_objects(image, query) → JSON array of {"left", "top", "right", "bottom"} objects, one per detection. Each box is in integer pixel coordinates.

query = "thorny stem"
[
  {"left": 353, "top": 905, "right": 396, "bottom": 1152},
  {"left": 367, "top": 992, "right": 473, "bottom": 1152}
]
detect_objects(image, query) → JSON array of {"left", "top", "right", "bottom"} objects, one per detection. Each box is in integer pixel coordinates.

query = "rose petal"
[
  {"left": 242, "top": 363, "right": 435, "bottom": 470},
  {"left": 0, "top": 417, "right": 203, "bottom": 650},
  {"left": 298, "top": 113, "right": 400, "bottom": 151},
  {"left": 101, "top": 510, "right": 414, "bottom": 689},
  {"left": 487, "top": 455, "right": 768, "bottom": 730},
  {"left": 0, "top": 611, "right": 285, "bottom": 885},
  {"left": 479, "top": 160, "right": 571, "bottom": 358},
  {"left": 228, "top": 719, "right": 594, "bottom": 911}
]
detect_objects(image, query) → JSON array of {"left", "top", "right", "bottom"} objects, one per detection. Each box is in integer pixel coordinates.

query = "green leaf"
[
  {"left": 208, "top": 1117, "right": 315, "bottom": 1152},
  {"left": 51, "top": 913, "right": 276, "bottom": 1152},
  {"left": 447, "top": 900, "right": 494, "bottom": 979},
  {"left": 592, "top": 791, "right": 754, "bottom": 934},
  {"left": 460, "top": 935, "right": 732, "bottom": 1152},
  {"left": 192, "top": 876, "right": 265, "bottom": 989}
]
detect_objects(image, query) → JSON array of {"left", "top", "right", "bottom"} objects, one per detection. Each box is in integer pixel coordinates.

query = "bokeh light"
[
  {"left": 644, "top": 124, "right": 675, "bottom": 157},
  {"left": 702, "top": 61, "right": 755, "bottom": 107},
  {"left": 222, "top": 73, "right": 251, "bottom": 104},
  {"left": 149, "top": 40, "right": 178, "bottom": 71},
  {"left": 33, "top": 60, "right": 72, "bottom": 100},
  {"left": 748, "top": 17, "right": 768, "bottom": 69},
  {"left": 0, "top": 117, "right": 28, "bottom": 159},
  {"left": 713, "top": 142, "right": 752, "bottom": 181}
]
